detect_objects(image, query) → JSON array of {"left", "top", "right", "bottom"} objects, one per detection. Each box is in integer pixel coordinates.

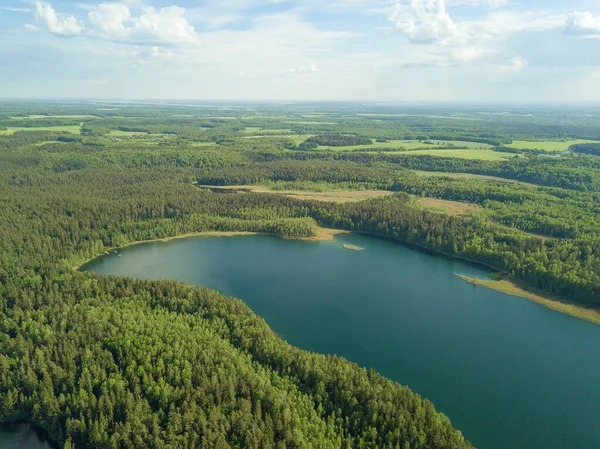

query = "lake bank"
[
  {"left": 81, "top": 232, "right": 600, "bottom": 449},
  {"left": 73, "top": 226, "right": 348, "bottom": 270},
  {"left": 457, "top": 274, "right": 600, "bottom": 325},
  {"left": 75, "top": 227, "right": 598, "bottom": 326},
  {"left": 0, "top": 421, "right": 56, "bottom": 449}
]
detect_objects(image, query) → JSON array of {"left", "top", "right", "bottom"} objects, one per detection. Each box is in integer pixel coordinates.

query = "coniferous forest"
[{"left": 2, "top": 101, "right": 600, "bottom": 448}]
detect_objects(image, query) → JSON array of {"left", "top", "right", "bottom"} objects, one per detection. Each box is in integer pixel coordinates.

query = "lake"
[
  {"left": 81, "top": 233, "right": 600, "bottom": 449},
  {"left": 0, "top": 422, "right": 53, "bottom": 449}
]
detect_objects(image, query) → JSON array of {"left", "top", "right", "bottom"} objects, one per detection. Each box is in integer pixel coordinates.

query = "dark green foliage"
[
  {"left": 197, "top": 159, "right": 600, "bottom": 303},
  {"left": 3, "top": 101, "right": 600, "bottom": 448},
  {"left": 305, "top": 133, "right": 373, "bottom": 147},
  {"left": 570, "top": 143, "right": 600, "bottom": 156},
  {"left": 0, "top": 136, "right": 473, "bottom": 449}
]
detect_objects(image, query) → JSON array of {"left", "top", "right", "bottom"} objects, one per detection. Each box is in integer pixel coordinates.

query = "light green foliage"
[
  {"left": 2, "top": 101, "right": 600, "bottom": 448},
  {"left": 505, "top": 139, "right": 600, "bottom": 152},
  {"left": 0, "top": 125, "right": 82, "bottom": 135},
  {"left": 407, "top": 149, "right": 517, "bottom": 160}
]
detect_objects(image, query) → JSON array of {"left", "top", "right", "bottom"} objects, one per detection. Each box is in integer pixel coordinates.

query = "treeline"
[
  {"left": 0, "top": 165, "right": 473, "bottom": 448},
  {"left": 278, "top": 151, "right": 600, "bottom": 192},
  {"left": 197, "top": 159, "right": 600, "bottom": 239},
  {"left": 195, "top": 160, "right": 600, "bottom": 302},
  {"left": 570, "top": 143, "right": 600, "bottom": 156},
  {"left": 0, "top": 118, "right": 81, "bottom": 128},
  {"left": 3, "top": 103, "right": 600, "bottom": 448},
  {"left": 303, "top": 134, "right": 373, "bottom": 147}
]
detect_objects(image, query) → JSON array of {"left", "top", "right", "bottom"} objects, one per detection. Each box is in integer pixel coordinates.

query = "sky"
[{"left": 1, "top": 0, "right": 600, "bottom": 101}]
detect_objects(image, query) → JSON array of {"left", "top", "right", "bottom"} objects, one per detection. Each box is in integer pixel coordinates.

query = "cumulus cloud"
[
  {"left": 35, "top": 2, "right": 83, "bottom": 36},
  {"left": 452, "top": 47, "right": 486, "bottom": 62},
  {"left": 132, "top": 6, "right": 197, "bottom": 44},
  {"left": 564, "top": 11, "right": 600, "bottom": 38},
  {"left": 388, "top": 0, "right": 569, "bottom": 70},
  {"left": 501, "top": 56, "right": 528, "bottom": 71},
  {"left": 33, "top": 2, "right": 198, "bottom": 45},
  {"left": 286, "top": 62, "right": 319, "bottom": 75},
  {"left": 390, "top": 0, "right": 462, "bottom": 44},
  {"left": 88, "top": 3, "right": 131, "bottom": 40},
  {"left": 445, "top": 0, "right": 508, "bottom": 7}
]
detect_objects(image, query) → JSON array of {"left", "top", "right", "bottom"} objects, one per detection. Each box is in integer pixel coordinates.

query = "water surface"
[
  {"left": 0, "top": 422, "right": 53, "bottom": 449},
  {"left": 82, "top": 234, "right": 600, "bottom": 449}
]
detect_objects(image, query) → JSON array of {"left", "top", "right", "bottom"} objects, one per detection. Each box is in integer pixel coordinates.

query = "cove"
[{"left": 81, "top": 233, "right": 600, "bottom": 449}]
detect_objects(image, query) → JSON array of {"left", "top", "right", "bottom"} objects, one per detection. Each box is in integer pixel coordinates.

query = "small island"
[{"left": 343, "top": 244, "right": 365, "bottom": 251}]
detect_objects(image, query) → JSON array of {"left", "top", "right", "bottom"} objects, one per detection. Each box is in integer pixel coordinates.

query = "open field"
[
  {"left": 243, "top": 127, "right": 293, "bottom": 134},
  {"left": 198, "top": 184, "right": 394, "bottom": 203},
  {"left": 318, "top": 139, "right": 493, "bottom": 151},
  {"left": 108, "top": 130, "right": 149, "bottom": 136},
  {"left": 242, "top": 134, "right": 313, "bottom": 145},
  {"left": 418, "top": 197, "right": 483, "bottom": 216},
  {"left": 457, "top": 275, "right": 600, "bottom": 325},
  {"left": 0, "top": 125, "right": 82, "bottom": 135},
  {"left": 406, "top": 149, "right": 516, "bottom": 161},
  {"left": 505, "top": 139, "right": 600, "bottom": 152},
  {"left": 414, "top": 171, "right": 538, "bottom": 187},
  {"left": 11, "top": 115, "right": 98, "bottom": 120},
  {"left": 190, "top": 142, "right": 217, "bottom": 147},
  {"left": 284, "top": 121, "right": 339, "bottom": 125}
]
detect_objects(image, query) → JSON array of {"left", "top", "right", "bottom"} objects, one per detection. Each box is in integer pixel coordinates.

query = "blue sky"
[{"left": 1, "top": 0, "right": 600, "bottom": 101}]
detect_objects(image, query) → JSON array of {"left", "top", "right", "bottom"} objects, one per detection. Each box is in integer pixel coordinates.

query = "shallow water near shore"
[
  {"left": 81, "top": 233, "right": 600, "bottom": 449},
  {"left": 0, "top": 422, "right": 54, "bottom": 449}
]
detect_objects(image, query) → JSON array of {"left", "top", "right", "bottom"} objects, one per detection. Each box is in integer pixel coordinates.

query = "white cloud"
[
  {"left": 88, "top": 3, "right": 131, "bottom": 40},
  {"left": 286, "top": 62, "right": 319, "bottom": 75},
  {"left": 35, "top": 2, "right": 83, "bottom": 36},
  {"left": 0, "top": 6, "right": 32, "bottom": 12},
  {"left": 564, "top": 11, "right": 600, "bottom": 38},
  {"left": 452, "top": 47, "right": 486, "bottom": 62},
  {"left": 390, "top": 0, "right": 462, "bottom": 44},
  {"left": 388, "top": 0, "right": 568, "bottom": 69},
  {"left": 33, "top": 2, "right": 199, "bottom": 45},
  {"left": 133, "top": 6, "right": 197, "bottom": 45},
  {"left": 445, "top": 0, "right": 508, "bottom": 7},
  {"left": 500, "top": 56, "right": 528, "bottom": 71}
]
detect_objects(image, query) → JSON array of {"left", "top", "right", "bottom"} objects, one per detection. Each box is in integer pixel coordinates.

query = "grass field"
[
  {"left": 505, "top": 139, "right": 599, "bottom": 152},
  {"left": 414, "top": 171, "right": 538, "bottom": 187},
  {"left": 0, "top": 125, "right": 82, "bottom": 135},
  {"left": 284, "top": 121, "right": 339, "bottom": 125},
  {"left": 242, "top": 134, "right": 313, "bottom": 145},
  {"left": 243, "top": 127, "right": 293, "bottom": 134},
  {"left": 108, "top": 130, "right": 149, "bottom": 137},
  {"left": 198, "top": 185, "right": 394, "bottom": 203},
  {"left": 319, "top": 139, "right": 493, "bottom": 151},
  {"left": 190, "top": 142, "right": 217, "bottom": 147},
  {"left": 11, "top": 115, "right": 98, "bottom": 119},
  {"left": 417, "top": 197, "right": 483, "bottom": 216},
  {"left": 407, "top": 149, "right": 517, "bottom": 161}
]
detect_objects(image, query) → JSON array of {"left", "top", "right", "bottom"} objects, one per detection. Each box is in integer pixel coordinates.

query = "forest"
[{"left": 2, "top": 101, "right": 600, "bottom": 448}]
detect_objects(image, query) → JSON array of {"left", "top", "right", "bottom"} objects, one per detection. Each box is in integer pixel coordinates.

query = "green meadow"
[
  {"left": 407, "top": 149, "right": 517, "bottom": 161},
  {"left": 0, "top": 125, "right": 82, "bottom": 135},
  {"left": 505, "top": 139, "right": 600, "bottom": 152}
]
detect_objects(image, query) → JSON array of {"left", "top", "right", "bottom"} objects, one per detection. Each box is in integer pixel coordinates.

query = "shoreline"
[
  {"left": 457, "top": 274, "right": 600, "bottom": 325},
  {"left": 73, "top": 227, "right": 348, "bottom": 270},
  {"left": 74, "top": 228, "right": 599, "bottom": 325}
]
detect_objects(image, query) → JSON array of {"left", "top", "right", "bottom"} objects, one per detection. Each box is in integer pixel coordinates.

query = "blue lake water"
[{"left": 81, "top": 233, "right": 600, "bottom": 449}]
